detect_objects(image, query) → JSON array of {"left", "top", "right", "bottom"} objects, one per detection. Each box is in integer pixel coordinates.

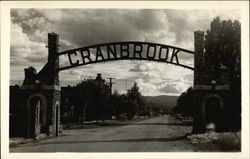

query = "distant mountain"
[{"left": 143, "top": 95, "right": 178, "bottom": 109}]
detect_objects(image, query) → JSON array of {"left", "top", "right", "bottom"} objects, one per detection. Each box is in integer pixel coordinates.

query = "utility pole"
[
  {"left": 106, "top": 77, "right": 115, "bottom": 95},
  {"left": 126, "top": 78, "right": 128, "bottom": 91}
]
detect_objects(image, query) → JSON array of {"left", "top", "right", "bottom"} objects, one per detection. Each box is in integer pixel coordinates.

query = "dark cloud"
[
  {"left": 11, "top": 9, "right": 52, "bottom": 43},
  {"left": 124, "top": 10, "right": 167, "bottom": 31},
  {"left": 164, "top": 10, "right": 209, "bottom": 43},
  {"left": 50, "top": 10, "right": 146, "bottom": 48},
  {"left": 10, "top": 9, "right": 176, "bottom": 52},
  {"left": 164, "top": 9, "right": 240, "bottom": 48}
]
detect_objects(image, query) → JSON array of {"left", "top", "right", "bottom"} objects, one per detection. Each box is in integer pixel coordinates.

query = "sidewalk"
[
  {"left": 9, "top": 138, "right": 36, "bottom": 147},
  {"left": 10, "top": 134, "right": 50, "bottom": 147}
]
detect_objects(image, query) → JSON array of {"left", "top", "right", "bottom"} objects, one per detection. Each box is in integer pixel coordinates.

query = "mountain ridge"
[{"left": 143, "top": 95, "right": 178, "bottom": 109}]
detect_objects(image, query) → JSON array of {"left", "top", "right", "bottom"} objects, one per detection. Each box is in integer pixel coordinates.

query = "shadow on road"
[
  {"left": 98, "top": 122, "right": 192, "bottom": 127},
  {"left": 19, "top": 135, "right": 187, "bottom": 147}
]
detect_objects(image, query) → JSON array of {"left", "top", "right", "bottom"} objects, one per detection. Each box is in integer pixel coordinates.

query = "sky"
[{"left": 10, "top": 9, "right": 240, "bottom": 96}]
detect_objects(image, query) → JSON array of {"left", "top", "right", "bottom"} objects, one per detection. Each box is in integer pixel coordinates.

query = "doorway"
[
  {"left": 29, "top": 97, "right": 41, "bottom": 138},
  {"left": 205, "top": 97, "right": 221, "bottom": 125}
]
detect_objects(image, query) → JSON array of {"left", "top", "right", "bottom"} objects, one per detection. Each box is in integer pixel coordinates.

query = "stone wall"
[
  {"left": 20, "top": 33, "right": 61, "bottom": 138},
  {"left": 193, "top": 31, "right": 231, "bottom": 133}
]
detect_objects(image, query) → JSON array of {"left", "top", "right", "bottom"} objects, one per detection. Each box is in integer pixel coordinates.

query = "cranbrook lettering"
[
  {"left": 107, "top": 45, "right": 117, "bottom": 59},
  {"left": 146, "top": 45, "right": 156, "bottom": 59},
  {"left": 120, "top": 44, "right": 130, "bottom": 58},
  {"left": 95, "top": 46, "right": 105, "bottom": 61},
  {"left": 159, "top": 46, "right": 169, "bottom": 61},
  {"left": 59, "top": 42, "right": 194, "bottom": 71},
  {"left": 133, "top": 44, "right": 142, "bottom": 59},
  {"left": 68, "top": 51, "right": 79, "bottom": 65},
  {"left": 170, "top": 49, "right": 179, "bottom": 64},
  {"left": 80, "top": 49, "right": 92, "bottom": 63}
]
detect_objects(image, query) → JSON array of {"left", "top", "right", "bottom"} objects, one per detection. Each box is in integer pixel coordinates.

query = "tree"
[
  {"left": 204, "top": 17, "right": 241, "bottom": 130},
  {"left": 111, "top": 90, "right": 126, "bottom": 117},
  {"left": 204, "top": 17, "right": 240, "bottom": 70},
  {"left": 172, "top": 87, "right": 194, "bottom": 117},
  {"left": 204, "top": 17, "right": 241, "bottom": 88},
  {"left": 75, "top": 76, "right": 111, "bottom": 123},
  {"left": 126, "top": 82, "right": 142, "bottom": 119}
]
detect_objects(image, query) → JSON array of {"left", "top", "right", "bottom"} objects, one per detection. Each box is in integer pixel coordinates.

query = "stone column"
[
  {"left": 21, "top": 33, "right": 61, "bottom": 138},
  {"left": 192, "top": 31, "right": 206, "bottom": 133},
  {"left": 194, "top": 31, "right": 204, "bottom": 84},
  {"left": 46, "top": 33, "right": 61, "bottom": 136},
  {"left": 47, "top": 33, "right": 60, "bottom": 85}
]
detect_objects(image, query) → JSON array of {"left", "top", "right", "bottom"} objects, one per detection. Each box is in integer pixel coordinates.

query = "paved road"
[{"left": 11, "top": 115, "right": 194, "bottom": 152}]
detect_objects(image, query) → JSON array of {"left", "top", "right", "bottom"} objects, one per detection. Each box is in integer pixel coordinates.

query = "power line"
[{"left": 106, "top": 77, "right": 115, "bottom": 95}]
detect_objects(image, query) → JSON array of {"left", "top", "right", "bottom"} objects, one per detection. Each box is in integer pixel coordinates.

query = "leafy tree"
[
  {"left": 172, "top": 87, "right": 194, "bottom": 117},
  {"left": 204, "top": 17, "right": 240, "bottom": 72},
  {"left": 138, "top": 96, "right": 148, "bottom": 116},
  {"left": 126, "top": 82, "right": 142, "bottom": 119},
  {"left": 60, "top": 97, "right": 72, "bottom": 124},
  {"left": 75, "top": 76, "right": 111, "bottom": 123},
  {"left": 204, "top": 17, "right": 241, "bottom": 130},
  {"left": 111, "top": 90, "right": 127, "bottom": 117},
  {"left": 61, "top": 86, "right": 79, "bottom": 123}
]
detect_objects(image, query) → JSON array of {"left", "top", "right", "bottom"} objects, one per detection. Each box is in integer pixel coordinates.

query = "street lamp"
[
  {"left": 211, "top": 80, "right": 216, "bottom": 90},
  {"left": 35, "top": 80, "right": 40, "bottom": 84}
]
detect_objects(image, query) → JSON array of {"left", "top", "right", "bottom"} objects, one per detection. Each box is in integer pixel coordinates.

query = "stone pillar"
[
  {"left": 47, "top": 33, "right": 60, "bottom": 85},
  {"left": 21, "top": 33, "right": 61, "bottom": 138},
  {"left": 192, "top": 31, "right": 206, "bottom": 133},
  {"left": 46, "top": 33, "right": 61, "bottom": 136},
  {"left": 192, "top": 31, "right": 231, "bottom": 133},
  {"left": 194, "top": 31, "right": 204, "bottom": 85}
]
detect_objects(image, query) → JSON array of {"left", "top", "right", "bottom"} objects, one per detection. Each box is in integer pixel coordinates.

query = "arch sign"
[
  {"left": 20, "top": 32, "right": 231, "bottom": 139},
  {"left": 58, "top": 42, "right": 194, "bottom": 71}
]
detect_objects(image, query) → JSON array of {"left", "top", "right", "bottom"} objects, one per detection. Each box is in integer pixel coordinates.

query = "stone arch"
[
  {"left": 201, "top": 93, "right": 223, "bottom": 129},
  {"left": 26, "top": 93, "right": 47, "bottom": 137}
]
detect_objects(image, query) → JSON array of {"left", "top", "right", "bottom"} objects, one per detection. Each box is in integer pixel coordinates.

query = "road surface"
[{"left": 10, "top": 115, "right": 194, "bottom": 152}]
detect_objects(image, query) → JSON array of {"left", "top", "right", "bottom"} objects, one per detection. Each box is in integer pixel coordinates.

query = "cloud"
[
  {"left": 125, "top": 10, "right": 169, "bottom": 31},
  {"left": 10, "top": 9, "right": 240, "bottom": 95},
  {"left": 11, "top": 23, "right": 32, "bottom": 59},
  {"left": 158, "top": 83, "right": 179, "bottom": 94},
  {"left": 129, "top": 63, "right": 163, "bottom": 72},
  {"left": 11, "top": 9, "right": 52, "bottom": 43},
  {"left": 140, "top": 72, "right": 161, "bottom": 82},
  {"left": 164, "top": 9, "right": 240, "bottom": 50},
  {"left": 11, "top": 9, "right": 177, "bottom": 50},
  {"left": 135, "top": 78, "right": 158, "bottom": 96},
  {"left": 134, "top": 77, "right": 187, "bottom": 96},
  {"left": 184, "top": 74, "right": 193, "bottom": 85},
  {"left": 10, "top": 21, "right": 48, "bottom": 80}
]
